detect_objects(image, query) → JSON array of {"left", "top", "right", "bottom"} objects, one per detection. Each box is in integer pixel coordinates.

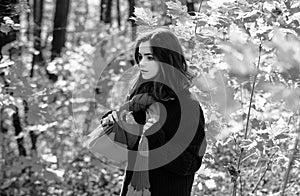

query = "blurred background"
[{"left": 0, "top": 0, "right": 300, "bottom": 195}]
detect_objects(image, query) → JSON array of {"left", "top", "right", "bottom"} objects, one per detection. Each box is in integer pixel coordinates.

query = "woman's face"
[{"left": 138, "top": 41, "right": 160, "bottom": 80}]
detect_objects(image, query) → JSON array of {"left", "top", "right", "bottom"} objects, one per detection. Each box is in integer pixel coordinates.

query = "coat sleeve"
[
  {"left": 99, "top": 110, "right": 142, "bottom": 150},
  {"left": 145, "top": 101, "right": 206, "bottom": 176}
]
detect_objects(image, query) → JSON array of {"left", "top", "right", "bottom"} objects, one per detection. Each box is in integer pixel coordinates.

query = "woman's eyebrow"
[{"left": 139, "top": 52, "right": 153, "bottom": 56}]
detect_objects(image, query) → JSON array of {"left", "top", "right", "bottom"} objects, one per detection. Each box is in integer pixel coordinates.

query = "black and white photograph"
[{"left": 0, "top": 0, "right": 299, "bottom": 195}]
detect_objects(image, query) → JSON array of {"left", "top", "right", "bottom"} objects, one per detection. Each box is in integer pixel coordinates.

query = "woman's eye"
[{"left": 147, "top": 56, "right": 154, "bottom": 61}]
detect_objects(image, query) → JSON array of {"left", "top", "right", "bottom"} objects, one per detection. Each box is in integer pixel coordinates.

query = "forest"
[{"left": 0, "top": 0, "right": 299, "bottom": 195}]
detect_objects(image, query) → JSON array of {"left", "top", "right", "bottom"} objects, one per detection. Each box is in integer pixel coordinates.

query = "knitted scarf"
[
  {"left": 126, "top": 133, "right": 151, "bottom": 196},
  {"left": 122, "top": 89, "right": 161, "bottom": 196},
  {"left": 125, "top": 99, "right": 160, "bottom": 196}
]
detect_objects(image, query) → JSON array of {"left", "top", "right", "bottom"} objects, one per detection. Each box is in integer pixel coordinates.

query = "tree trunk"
[
  {"left": 100, "top": 0, "right": 112, "bottom": 24},
  {"left": 73, "top": 0, "right": 89, "bottom": 45},
  {"left": 12, "top": 107, "right": 27, "bottom": 156},
  {"left": 26, "top": 0, "right": 31, "bottom": 40},
  {"left": 51, "top": 0, "right": 70, "bottom": 60},
  {"left": 0, "top": 0, "right": 19, "bottom": 61},
  {"left": 31, "top": 0, "right": 44, "bottom": 77},
  {"left": 0, "top": 0, "right": 18, "bottom": 18},
  {"left": 104, "top": 0, "right": 112, "bottom": 24},
  {"left": 0, "top": 108, "right": 7, "bottom": 181},
  {"left": 128, "top": 0, "right": 136, "bottom": 40},
  {"left": 100, "top": 0, "right": 104, "bottom": 21},
  {"left": 186, "top": 0, "right": 195, "bottom": 15},
  {"left": 116, "top": 0, "right": 121, "bottom": 29},
  {"left": 22, "top": 100, "right": 38, "bottom": 153}
]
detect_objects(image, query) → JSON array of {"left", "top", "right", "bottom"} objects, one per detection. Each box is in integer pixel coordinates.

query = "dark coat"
[{"left": 119, "top": 87, "right": 206, "bottom": 196}]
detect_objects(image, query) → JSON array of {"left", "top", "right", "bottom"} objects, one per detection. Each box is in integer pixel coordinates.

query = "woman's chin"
[
  {"left": 141, "top": 73, "right": 158, "bottom": 80},
  {"left": 141, "top": 75, "right": 150, "bottom": 80}
]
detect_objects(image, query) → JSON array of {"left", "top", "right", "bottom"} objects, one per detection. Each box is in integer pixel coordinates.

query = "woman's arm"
[{"left": 144, "top": 101, "right": 206, "bottom": 176}]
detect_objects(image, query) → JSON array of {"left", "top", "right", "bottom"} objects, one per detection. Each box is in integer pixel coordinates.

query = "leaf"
[
  {"left": 241, "top": 10, "right": 260, "bottom": 22},
  {"left": 43, "top": 169, "right": 61, "bottom": 181},
  {"left": 251, "top": 118, "right": 260, "bottom": 129},
  {"left": 268, "top": 28, "right": 300, "bottom": 70},
  {"left": 11, "top": 161, "right": 25, "bottom": 174},
  {"left": 109, "top": 65, "right": 139, "bottom": 108},
  {"left": 27, "top": 102, "right": 49, "bottom": 124},
  {"left": 3, "top": 106, "right": 15, "bottom": 117},
  {"left": 165, "top": 0, "right": 192, "bottom": 25},
  {"left": 3, "top": 17, "right": 11, "bottom": 21},
  {"left": 242, "top": 140, "right": 257, "bottom": 151},
  {"left": 263, "top": 1, "right": 275, "bottom": 12},
  {"left": 0, "top": 23, "right": 11, "bottom": 34},
  {"left": 12, "top": 24, "right": 20, "bottom": 30},
  {"left": 255, "top": 26, "right": 273, "bottom": 37},
  {"left": 228, "top": 23, "right": 249, "bottom": 44},
  {"left": 226, "top": 164, "right": 240, "bottom": 182},
  {"left": 204, "top": 179, "right": 217, "bottom": 190},
  {"left": 207, "top": 0, "right": 236, "bottom": 9},
  {"left": 165, "top": 0, "right": 187, "bottom": 15},
  {"left": 133, "top": 7, "right": 158, "bottom": 26},
  {"left": 31, "top": 163, "right": 43, "bottom": 172},
  {"left": 220, "top": 120, "right": 244, "bottom": 140},
  {"left": 193, "top": 71, "right": 240, "bottom": 117},
  {"left": 0, "top": 59, "right": 14, "bottom": 69},
  {"left": 1, "top": 177, "right": 17, "bottom": 189},
  {"left": 46, "top": 168, "right": 65, "bottom": 178},
  {"left": 259, "top": 83, "right": 300, "bottom": 111},
  {"left": 5, "top": 19, "right": 14, "bottom": 25},
  {"left": 219, "top": 41, "right": 258, "bottom": 76},
  {"left": 206, "top": 120, "right": 222, "bottom": 141},
  {"left": 41, "top": 154, "right": 57, "bottom": 163},
  {"left": 256, "top": 141, "right": 264, "bottom": 152},
  {"left": 274, "top": 133, "right": 290, "bottom": 140},
  {"left": 27, "top": 122, "right": 58, "bottom": 132}
]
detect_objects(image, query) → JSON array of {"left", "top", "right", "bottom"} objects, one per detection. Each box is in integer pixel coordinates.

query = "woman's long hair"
[{"left": 130, "top": 28, "right": 193, "bottom": 101}]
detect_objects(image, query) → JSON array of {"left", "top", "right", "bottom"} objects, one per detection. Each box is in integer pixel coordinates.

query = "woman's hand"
[
  {"left": 116, "top": 109, "right": 143, "bottom": 136},
  {"left": 102, "top": 110, "right": 136, "bottom": 125},
  {"left": 101, "top": 111, "right": 137, "bottom": 133},
  {"left": 119, "top": 110, "right": 137, "bottom": 124},
  {"left": 100, "top": 111, "right": 118, "bottom": 126}
]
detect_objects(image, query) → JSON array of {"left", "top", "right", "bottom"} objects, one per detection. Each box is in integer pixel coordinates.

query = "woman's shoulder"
[
  {"left": 160, "top": 88, "right": 201, "bottom": 116},
  {"left": 175, "top": 88, "right": 204, "bottom": 120},
  {"left": 176, "top": 88, "right": 200, "bottom": 105}
]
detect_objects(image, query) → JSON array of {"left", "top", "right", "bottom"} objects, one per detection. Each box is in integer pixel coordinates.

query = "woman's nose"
[{"left": 139, "top": 58, "right": 146, "bottom": 67}]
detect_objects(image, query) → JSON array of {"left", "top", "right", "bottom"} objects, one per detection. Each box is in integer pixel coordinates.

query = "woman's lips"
[{"left": 141, "top": 70, "right": 148, "bottom": 73}]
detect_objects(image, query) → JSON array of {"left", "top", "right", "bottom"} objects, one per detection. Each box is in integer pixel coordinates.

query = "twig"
[
  {"left": 0, "top": 109, "right": 4, "bottom": 181},
  {"left": 232, "top": 43, "right": 262, "bottom": 196},
  {"left": 281, "top": 113, "right": 300, "bottom": 196},
  {"left": 252, "top": 152, "right": 276, "bottom": 193},
  {"left": 83, "top": 101, "right": 97, "bottom": 135},
  {"left": 194, "top": 0, "right": 204, "bottom": 36},
  {"left": 239, "top": 175, "right": 243, "bottom": 196},
  {"left": 244, "top": 43, "right": 262, "bottom": 139},
  {"left": 198, "top": 0, "right": 203, "bottom": 12},
  {"left": 287, "top": 115, "right": 293, "bottom": 126}
]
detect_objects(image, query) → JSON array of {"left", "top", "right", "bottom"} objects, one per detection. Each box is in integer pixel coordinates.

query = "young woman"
[{"left": 102, "top": 28, "right": 206, "bottom": 196}]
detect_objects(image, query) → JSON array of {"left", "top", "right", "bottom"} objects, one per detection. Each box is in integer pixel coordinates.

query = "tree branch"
[
  {"left": 233, "top": 43, "right": 262, "bottom": 196},
  {"left": 0, "top": 108, "right": 5, "bottom": 181},
  {"left": 281, "top": 113, "right": 300, "bottom": 196},
  {"left": 252, "top": 152, "right": 276, "bottom": 194},
  {"left": 12, "top": 106, "right": 27, "bottom": 156}
]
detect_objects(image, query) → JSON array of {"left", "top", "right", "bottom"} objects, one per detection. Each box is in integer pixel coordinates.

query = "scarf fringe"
[
  {"left": 126, "top": 135, "right": 151, "bottom": 196},
  {"left": 126, "top": 184, "right": 151, "bottom": 196}
]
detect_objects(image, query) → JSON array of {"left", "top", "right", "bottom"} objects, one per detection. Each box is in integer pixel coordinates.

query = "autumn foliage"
[{"left": 0, "top": 0, "right": 299, "bottom": 195}]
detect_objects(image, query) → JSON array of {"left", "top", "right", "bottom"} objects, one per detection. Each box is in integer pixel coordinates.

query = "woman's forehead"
[{"left": 139, "top": 41, "right": 152, "bottom": 54}]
